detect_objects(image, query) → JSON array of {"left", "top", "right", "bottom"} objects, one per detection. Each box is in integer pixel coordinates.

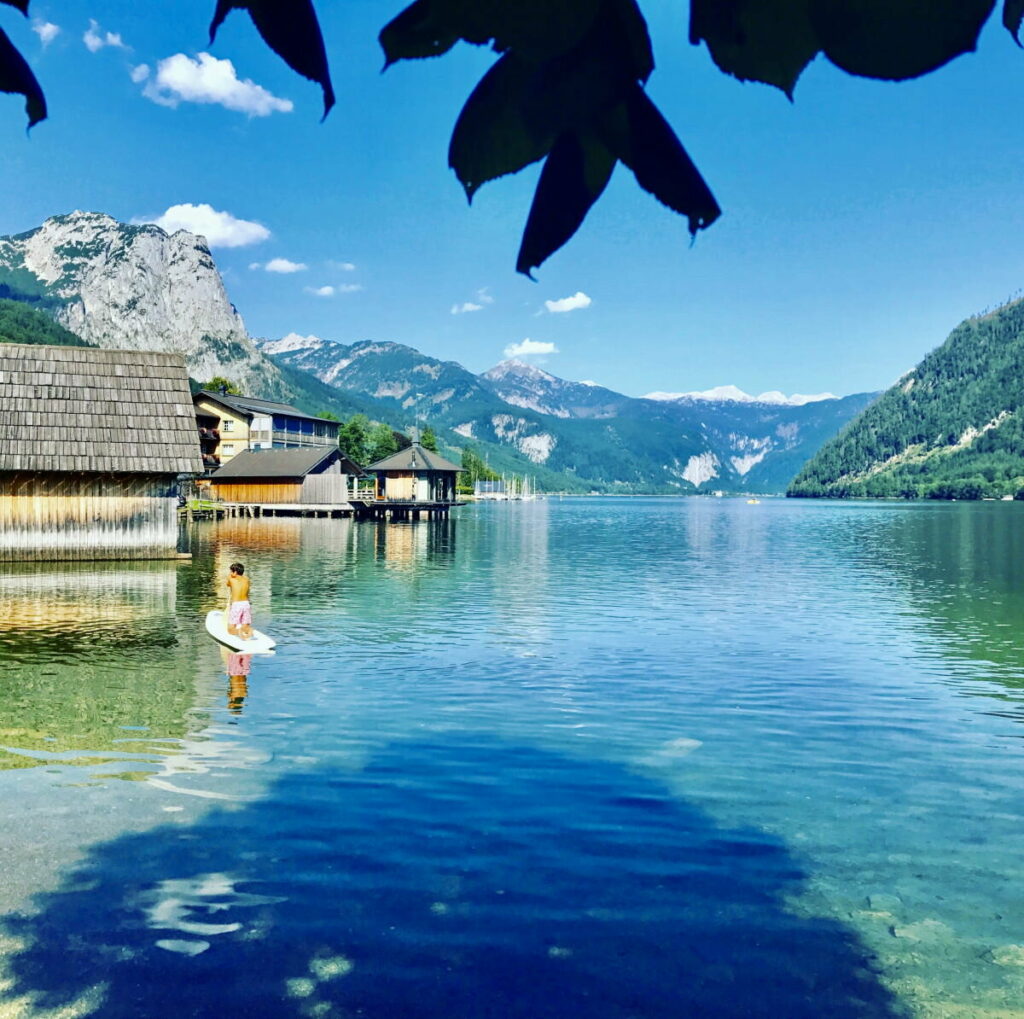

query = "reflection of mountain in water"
[
  {"left": 845, "top": 505, "right": 1024, "bottom": 694},
  {"left": 0, "top": 562, "right": 207, "bottom": 771}
]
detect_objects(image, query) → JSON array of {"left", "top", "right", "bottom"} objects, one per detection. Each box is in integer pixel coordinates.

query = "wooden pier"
[
  {"left": 182, "top": 499, "right": 464, "bottom": 522},
  {"left": 183, "top": 501, "right": 354, "bottom": 520},
  {"left": 351, "top": 499, "right": 461, "bottom": 521}
]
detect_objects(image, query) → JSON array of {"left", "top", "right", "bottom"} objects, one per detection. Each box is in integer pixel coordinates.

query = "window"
[
  {"left": 222, "top": 443, "right": 235, "bottom": 453},
  {"left": 222, "top": 419, "right": 235, "bottom": 432}
]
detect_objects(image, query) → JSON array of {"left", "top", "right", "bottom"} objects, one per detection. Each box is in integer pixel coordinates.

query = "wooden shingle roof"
[
  {"left": 0, "top": 343, "right": 203, "bottom": 475},
  {"left": 367, "top": 442, "right": 463, "bottom": 473},
  {"left": 210, "top": 447, "right": 352, "bottom": 480}
]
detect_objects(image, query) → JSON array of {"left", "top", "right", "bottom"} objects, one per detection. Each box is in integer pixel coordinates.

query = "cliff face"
[{"left": 0, "top": 211, "right": 269, "bottom": 390}]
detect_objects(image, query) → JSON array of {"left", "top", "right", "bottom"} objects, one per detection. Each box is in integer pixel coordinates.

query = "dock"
[
  {"left": 181, "top": 499, "right": 463, "bottom": 521},
  {"left": 350, "top": 499, "right": 462, "bottom": 521}
]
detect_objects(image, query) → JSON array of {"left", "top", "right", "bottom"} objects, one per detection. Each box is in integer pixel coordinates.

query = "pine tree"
[{"left": 338, "top": 414, "right": 370, "bottom": 465}]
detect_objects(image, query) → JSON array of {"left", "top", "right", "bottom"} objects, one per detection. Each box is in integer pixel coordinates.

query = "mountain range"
[
  {"left": 258, "top": 333, "right": 876, "bottom": 492},
  {"left": 0, "top": 210, "right": 877, "bottom": 493}
]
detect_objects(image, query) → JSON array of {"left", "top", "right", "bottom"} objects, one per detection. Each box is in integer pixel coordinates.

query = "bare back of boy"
[{"left": 226, "top": 568, "right": 253, "bottom": 638}]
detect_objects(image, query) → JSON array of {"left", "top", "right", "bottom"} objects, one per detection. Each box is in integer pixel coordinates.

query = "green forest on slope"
[
  {"left": 789, "top": 298, "right": 1024, "bottom": 499},
  {"left": 0, "top": 298, "right": 92, "bottom": 347}
]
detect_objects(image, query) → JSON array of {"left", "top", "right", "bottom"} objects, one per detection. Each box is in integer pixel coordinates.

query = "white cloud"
[
  {"left": 33, "top": 21, "right": 60, "bottom": 46},
  {"left": 305, "top": 285, "right": 335, "bottom": 297},
  {"left": 264, "top": 257, "right": 307, "bottom": 274},
  {"left": 544, "top": 291, "right": 591, "bottom": 313},
  {"left": 138, "top": 203, "right": 270, "bottom": 248},
  {"left": 338, "top": 283, "right": 363, "bottom": 293},
  {"left": 141, "top": 52, "right": 293, "bottom": 117},
  {"left": 504, "top": 338, "right": 559, "bottom": 359},
  {"left": 452, "top": 287, "right": 494, "bottom": 314},
  {"left": 327, "top": 260, "right": 356, "bottom": 272},
  {"left": 130, "top": 64, "right": 150, "bottom": 83},
  {"left": 84, "top": 20, "right": 124, "bottom": 53}
]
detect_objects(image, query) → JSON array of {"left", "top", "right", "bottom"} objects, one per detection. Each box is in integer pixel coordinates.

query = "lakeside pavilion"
[{"left": 0, "top": 343, "right": 201, "bottom": 562}]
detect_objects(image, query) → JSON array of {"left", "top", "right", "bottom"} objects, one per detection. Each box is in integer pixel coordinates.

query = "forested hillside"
[
  {"left": 790, "top": 298, "right": 1024, "bottom": 499},
  {"left": 0, "top": 299, "right": 91, "bottom": 347}
]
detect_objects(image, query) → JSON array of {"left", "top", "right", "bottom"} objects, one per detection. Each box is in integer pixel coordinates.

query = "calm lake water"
[{"left": 1, "top": 498, "right": 1023, "bottom": 1018}]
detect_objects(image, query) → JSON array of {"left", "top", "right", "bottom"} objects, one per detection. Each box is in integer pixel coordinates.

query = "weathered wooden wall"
[
  {"left": 300, "top": 474, "right": 350, "bottom": 504},
  {"left": 0, "top": 473, "right": 180, "bottom": 562},
  {"left": 210, "top": 482, "right": 303, "bottom": 504},
  {"left": 381, "top": 472, "right": 415, "bottom": 500}
]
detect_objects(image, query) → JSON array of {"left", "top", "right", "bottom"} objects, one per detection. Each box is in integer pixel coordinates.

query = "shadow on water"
[{"left": 2, "top": 737, "right": 907, "bottom": 1019}]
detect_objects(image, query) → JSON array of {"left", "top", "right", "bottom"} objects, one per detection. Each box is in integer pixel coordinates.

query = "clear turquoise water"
[{"left": 1, "top": 499, "right": 1023, "bottom": 1017}]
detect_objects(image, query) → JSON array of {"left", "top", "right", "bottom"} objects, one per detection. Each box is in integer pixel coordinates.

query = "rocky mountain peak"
[
  {"left": 0, "top": 210, "right": 273, "bottom": 391},
  {"left": 483, "top": 359, "right": 557, "bottom": 383}
]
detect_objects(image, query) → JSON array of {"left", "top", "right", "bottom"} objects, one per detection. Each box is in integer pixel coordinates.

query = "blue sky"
[{"left": 2, "top": 0, "right": 1024, "bottom": 398}]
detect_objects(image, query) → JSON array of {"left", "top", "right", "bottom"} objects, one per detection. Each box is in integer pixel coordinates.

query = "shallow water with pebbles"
[{"left": 1, "top": 499, "right": 1023, "bottom": 1017}]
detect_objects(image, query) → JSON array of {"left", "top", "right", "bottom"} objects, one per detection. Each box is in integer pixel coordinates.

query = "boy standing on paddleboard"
[{"left": 226, "top": 562, "right": 254, "bottom": 640}]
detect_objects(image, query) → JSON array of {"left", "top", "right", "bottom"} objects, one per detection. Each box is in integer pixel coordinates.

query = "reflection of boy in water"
[
  {"left": 226, "top": 562, "right": 253, "bottom": 639},
  {"left": 226, "top": 651, "right": 251, "bottom": 714}
]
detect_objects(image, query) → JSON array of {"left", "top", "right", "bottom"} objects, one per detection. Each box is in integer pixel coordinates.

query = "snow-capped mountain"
[
  {"left": 644, "top": 385, "right": 838, "bottom": 406},
  {"left": 259, "top": 334, "right": 877, "bottom": 493},
  {"left": 0, "top": 210, "right": 876, "bottom": 493},
  {"left": 480, "top": 359, "right": 630, "bottom": 419}
]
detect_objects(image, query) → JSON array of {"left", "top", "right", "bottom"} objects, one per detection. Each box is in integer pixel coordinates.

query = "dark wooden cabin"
[
  {"left": 207, "top": 446, "right": 362, "bottom": 506},
  {"left": 0, "top": 344, "right": 202, "bottom": 562}
]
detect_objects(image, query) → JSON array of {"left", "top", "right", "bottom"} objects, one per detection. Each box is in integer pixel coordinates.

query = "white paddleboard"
[{"left": 205, "top": 610, "right": 276, "bottom": 654}]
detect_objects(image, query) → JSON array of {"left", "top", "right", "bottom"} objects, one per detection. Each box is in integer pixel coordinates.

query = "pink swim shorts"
[{"left": 228, "top": 600, "right": 252, "bottom": 626}]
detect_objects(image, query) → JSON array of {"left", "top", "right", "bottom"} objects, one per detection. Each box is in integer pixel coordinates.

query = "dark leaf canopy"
[
  {"left": 209, "top": 0, "right": 335, "bottom": 118},
  {"left": 0, "top": 27, "right": 45, "bottom": 128},
  {"left": 691, "top": 0, "right": 1005, "bottom": 92},
  {"left": 1, "top": 0, "right": 1023, "bottom": 270},
  {"left": 1006, "top": 0, "right": 1024, "bottom": 41}
]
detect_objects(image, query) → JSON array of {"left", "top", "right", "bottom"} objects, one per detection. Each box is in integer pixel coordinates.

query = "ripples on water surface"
[{"left": 1, "top": 499, "right": 1024, "bottom": 1018}]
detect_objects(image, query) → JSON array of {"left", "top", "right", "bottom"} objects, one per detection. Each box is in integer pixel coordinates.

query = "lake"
[{"left": 1, "top": 498, "right": 1023, "bottom": 1018}]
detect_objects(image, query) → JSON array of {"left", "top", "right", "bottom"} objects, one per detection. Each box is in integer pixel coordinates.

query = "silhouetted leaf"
[
  {"left": 0, "top": 0, "right": 29, "bottom": 15},
  {"left": 380, "top": 0, "right": 460, "bottom": 66},
  {"left": 516, "top": 131, "right": 615, "bottom": 277},
  {"left": 209, "top": 0, "right": 335, "bottom": 118},
  {"left": 813, "top": 0, "right": 995, "bottom": 80},
  {"left": 449, "top": 55, "right": 553, "bottom": 198},
  {"left": 689, "top": 0, "right": 819, "bottom": 97},
  {"left": 0, "top": 28, "right": 46, "bottom": 128},
  {"left": 603, "top": 87, "right": 720, "bottom": 236},
  {"left": 450, "top": 3, "right": 651, "bottom": 199},
  {"left": 1004, "top": 0, "right": 1024, "bottom": 41},
  {"left": 382, "top": 0, "right": 649, "bottom": 67}
]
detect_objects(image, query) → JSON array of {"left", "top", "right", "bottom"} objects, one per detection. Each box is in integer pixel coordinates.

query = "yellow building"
[{"left": 192, "top": 390, "right": 340, "bottom": 470}]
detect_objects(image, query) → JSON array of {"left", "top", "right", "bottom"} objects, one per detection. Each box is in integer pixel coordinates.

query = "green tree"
[
  {"left": 367, "top": 422, "right": 399, "bottom": 464},
  {"left": 420, "top": 426, "right": 439, "bottom": 452},
  {"left": 203, "top": 375, "right": 242, "bottom": 395},
  {"left": 338, "top": 414, "right": 370, "bottom": 465},
  {"left": 460, "top": 446, "right": 500, "bottom": 492}
]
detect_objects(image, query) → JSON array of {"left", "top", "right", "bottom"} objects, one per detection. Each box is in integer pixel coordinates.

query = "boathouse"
[
  {"left": 0, "top": 343, "right": 202, "bottom": 562},
  {"left": 193, "top": 390, "right": 339, "bottom": 467},
  {"left": 207, "top": 446, "right": 363, "bottom": 513},
  {"left": 358, "top": 442, "right": 462, "bottom": 519}
]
